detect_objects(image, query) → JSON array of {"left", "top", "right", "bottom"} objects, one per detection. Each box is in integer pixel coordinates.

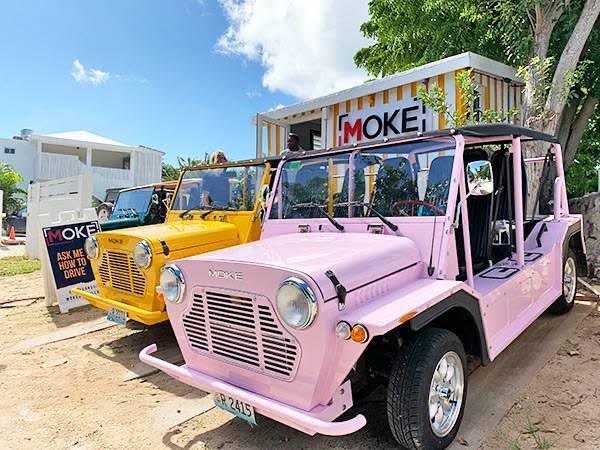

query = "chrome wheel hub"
[
  {"left": 563, "top": 257, "right": 577, "bottom": 303},
  {"left": 428, "top": 351, "right": 464, "bottom": 437}
]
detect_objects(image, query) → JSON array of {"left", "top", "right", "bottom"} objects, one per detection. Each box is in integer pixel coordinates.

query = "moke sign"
[
  {"left": 336, "top": 97, "right": 433, "bottom": 146},
  {"left": 42, "top": 221, "right": 100, "bottom": 289}
]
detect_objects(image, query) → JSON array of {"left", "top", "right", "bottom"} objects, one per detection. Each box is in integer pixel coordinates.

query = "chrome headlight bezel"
[
  {"left": 133, "top": 240, "right": 153, "bottom": 269},
  {"left": 84, "top": 236, "right": 99, "bottom": 259},
  {"left": 160, "top": 264, "right": 185, "bottom": 304},
  {"left": 276, "top": 277, "right": 318, "bottom": 330}
]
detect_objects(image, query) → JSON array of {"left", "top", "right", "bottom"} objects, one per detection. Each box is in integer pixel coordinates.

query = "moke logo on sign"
[
  {"left": 42, "top": 221, "right": 100, "bottom": 290},
  {"left": 337, "top": 98, "right": 432, "bottom": 146}
]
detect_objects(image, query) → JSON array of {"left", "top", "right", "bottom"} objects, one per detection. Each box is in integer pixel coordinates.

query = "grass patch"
[{"left": 0, "top": 256, "right": 41, "bottom": 277}]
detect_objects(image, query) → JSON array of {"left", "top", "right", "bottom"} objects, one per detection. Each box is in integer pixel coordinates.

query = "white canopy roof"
[{"left": 262, "top": 52, "right": 523, "bottom": 121}]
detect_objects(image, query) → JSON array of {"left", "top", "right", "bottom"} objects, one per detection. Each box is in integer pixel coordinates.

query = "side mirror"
[{"left": 466, "top": 160, "right": 494, "bottom": 196}]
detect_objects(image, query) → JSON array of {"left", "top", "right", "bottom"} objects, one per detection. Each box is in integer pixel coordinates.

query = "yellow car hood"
[{"left": 99, "top": 219, "right": 239, "bottom": 255}]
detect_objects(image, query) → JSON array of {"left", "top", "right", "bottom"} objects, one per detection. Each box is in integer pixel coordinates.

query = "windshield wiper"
[
  {"left": 199, "top": 205, "right": 238, "bottom": 219},
  {"left": 292, "top": 202, "right": 345, "bottom": 231},
  {"left": 336, "top": 201, "right": 398, "bottom": 232},
  {"left": 179, "top": 203, "right": 237, "bottom": 219}
]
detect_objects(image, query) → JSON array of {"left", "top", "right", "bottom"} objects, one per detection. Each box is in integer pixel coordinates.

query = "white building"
[
  {"left": 0, "top": 129, "right": 164, "bottom": 200},
  {"left": 255, "top": 52, "right": 524, "bottom": 157}
]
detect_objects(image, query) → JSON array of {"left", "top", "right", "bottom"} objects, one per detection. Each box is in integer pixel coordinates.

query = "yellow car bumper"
[{"left": 71, "top": 287, "right": 168, "bottom": 326}]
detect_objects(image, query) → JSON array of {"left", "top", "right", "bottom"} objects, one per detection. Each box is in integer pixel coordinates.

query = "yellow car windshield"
[{"left": 172, "top": 164, "right": 266, "bottom": 212}]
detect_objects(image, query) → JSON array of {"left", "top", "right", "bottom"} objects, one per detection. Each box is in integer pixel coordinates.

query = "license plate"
[
  {"left": 213, "top": 392, "right": 256, "bottom": 426},
  {"left": 107, "top": 307, "right": 128, "bottom": 325}
]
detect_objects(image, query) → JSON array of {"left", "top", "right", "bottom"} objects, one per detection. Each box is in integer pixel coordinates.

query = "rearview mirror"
[
  {"left": 152, "top": 193, "right": 159, "bottom": 205},
  {"left": 466, "top": 160, "right": 494, "bottom": 196}
]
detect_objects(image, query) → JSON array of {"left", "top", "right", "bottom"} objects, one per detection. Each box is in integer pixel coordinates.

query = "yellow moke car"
[{"left": 72, "top": 158, "right": 280, "bottom": 325}]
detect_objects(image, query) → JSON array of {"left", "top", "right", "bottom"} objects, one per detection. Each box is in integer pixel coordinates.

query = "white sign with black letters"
[{"left": 336, "top": 97, "right": 434, "bottom": 146}]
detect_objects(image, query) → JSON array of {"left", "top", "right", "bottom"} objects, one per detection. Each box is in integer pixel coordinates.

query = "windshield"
[
  {"left": 269, "top": 137, "right": 456, "bottom": 219},
  {"left": 172, "top": 164, "right": 266, "bottom": 212},
  {"left": 110, "top": 187, "right": 153, "bottom": 219}
]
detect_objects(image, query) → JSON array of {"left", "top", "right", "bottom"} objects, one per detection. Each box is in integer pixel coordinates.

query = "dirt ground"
[
  {"left": 1, "top": 269, "right": 599, "bottom": 450},
  {"left": 483, "top": 307, "right": 600, "bottom": 450}
]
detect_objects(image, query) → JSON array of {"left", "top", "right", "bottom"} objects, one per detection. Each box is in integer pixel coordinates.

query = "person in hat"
[{"left": 285, "top": 133, "right": 304, "bottom": 153}]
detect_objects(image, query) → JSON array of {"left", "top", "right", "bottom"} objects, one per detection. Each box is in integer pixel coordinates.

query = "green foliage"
[
  {"left": 566, "top": 110, "right": 600, "bottom": 197},
  {"left": 162, "top": 152, "right": 212, "bottom": 181},
  {"left": 0, "top": 256, "right": 41, "bottom": 277},
  {"left": 516, "top": 56, "right": 556, "bottom": 121},
  {"left": 354, "top": 0, "right": 506, "bottom": 77},
  {"left": 177, "top": 153, "right": 210, "bottom": 169},
  {"left": 0, "top": 162, "right": 26, "bottom": 215},
  {"left": 418, "top": 69, "right": 519, "bottom": 127},
  {"left": 161, "top": 162, "right": 179, "bottom": 181}
]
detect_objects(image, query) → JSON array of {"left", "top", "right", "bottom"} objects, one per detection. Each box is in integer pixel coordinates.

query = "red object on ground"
[{"left": 8, "top": 226, "right": 16, "bottom": 241}]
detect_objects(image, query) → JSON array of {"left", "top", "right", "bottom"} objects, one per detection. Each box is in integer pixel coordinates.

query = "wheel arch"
[
  {"left": 564, "top": 221, "right": 587, "bottom": 276},
  {"left": 407, "top": 290, "right": 490, "bottom": 365}
]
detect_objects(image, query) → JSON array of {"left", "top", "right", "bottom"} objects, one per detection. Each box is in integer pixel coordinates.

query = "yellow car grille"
[{"left": 97, "top": 250, "right": 146, "bottom": 297}]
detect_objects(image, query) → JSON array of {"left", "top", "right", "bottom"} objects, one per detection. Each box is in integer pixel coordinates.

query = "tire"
[
  {"left": 549, "top": 249, "right": 578, "bottom": 315},
  {"left": 387, "top": 328, "right": 467, "bottom": 450}
]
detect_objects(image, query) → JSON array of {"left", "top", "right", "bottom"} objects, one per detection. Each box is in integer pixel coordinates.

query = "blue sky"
[{"left": 0, "top": 0, "right": 369, "bottom": 164}]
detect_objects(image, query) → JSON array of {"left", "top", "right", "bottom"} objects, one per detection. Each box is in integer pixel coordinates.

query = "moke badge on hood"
[{"left": 208, "top": 269, "right": 243, "bottom": 281}]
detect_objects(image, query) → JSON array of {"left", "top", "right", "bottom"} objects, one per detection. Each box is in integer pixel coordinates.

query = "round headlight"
[
  {"left": 84, "top": 236, "right": 99, "bottom": 259},
  {"left": 276, "top": 277, "right": 318, "bottom": 329},
  {"left": 133, "top": 240, "right": 152, "bottom": 268},
  {"left": 160, "top": 265, "right": 185, "bottom": 304}
]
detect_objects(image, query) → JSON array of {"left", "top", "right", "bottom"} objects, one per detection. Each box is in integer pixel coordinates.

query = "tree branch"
[
  {"left": 563, "top": 95, "right": 598, "bottom": 168},
  {"left": 545, "top": 0, "right": 600, "bottom": 131}
]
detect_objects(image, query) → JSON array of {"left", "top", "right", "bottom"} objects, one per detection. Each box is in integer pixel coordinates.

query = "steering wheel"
[{"left": 392, "top": 199, "right": 445, "bottom": 216}]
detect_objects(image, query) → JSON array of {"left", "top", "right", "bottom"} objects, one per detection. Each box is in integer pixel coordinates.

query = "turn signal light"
[
  {"left": 399, "top": 311, "right": 417, "bottom": 324},
  {"left": 350, "top": 324, "right": 369, "bottom": 343},
  {"left": 335, "top": 321, "right": 352, "bottom": 340}
]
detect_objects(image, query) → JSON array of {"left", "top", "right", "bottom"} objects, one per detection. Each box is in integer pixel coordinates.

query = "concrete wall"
[
  {"left": 0, "top": 137, "right": 36, "bottom": 189},
  {"left": 134, "top": 150, "right": 162, "bottom": 186},
  {"left": 569, "top": 192, "right": 600, "bottom": 276}
]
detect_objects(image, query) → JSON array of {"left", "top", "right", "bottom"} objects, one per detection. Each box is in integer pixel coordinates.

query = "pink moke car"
[{"left": 140, "top": 124, "right": 586, "bottom": 449}]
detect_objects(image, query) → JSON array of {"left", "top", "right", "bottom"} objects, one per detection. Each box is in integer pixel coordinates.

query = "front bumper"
[
  {"left": 71, "top": 288, "right": 168, "bottom": 325},
  {"left": 139, "top": 344, "right": 367, "bottom": 436}
]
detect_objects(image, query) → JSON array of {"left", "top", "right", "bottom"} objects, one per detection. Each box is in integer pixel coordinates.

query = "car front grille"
[
  {"left": 183, "top": 288, "right": 300, "bottom": 380},
  {"left": 97, "top": 250, "right": 146, "bottom": 297}
]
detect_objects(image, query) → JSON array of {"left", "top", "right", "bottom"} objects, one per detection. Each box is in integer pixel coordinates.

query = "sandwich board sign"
[{"left": 39, "top": 210, "right": 100, "bottom": 313}]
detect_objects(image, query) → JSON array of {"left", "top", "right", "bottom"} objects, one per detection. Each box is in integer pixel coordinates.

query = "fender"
[
  {"left": 409, "top": 290, "right": 490, "bottom": 365},
  {"left": 342, "top": 279, "right": 489, "bottom": 363},
  {"left": 563, "top": 218, "right": 587, "bottom": 273}
]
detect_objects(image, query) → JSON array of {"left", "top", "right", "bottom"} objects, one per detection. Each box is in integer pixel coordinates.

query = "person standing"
[{"left": 284, "top": 133, "right": 304, "bottom": 153}]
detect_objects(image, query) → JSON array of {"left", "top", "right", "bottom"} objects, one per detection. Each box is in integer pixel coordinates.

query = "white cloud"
[
  {"left": 71, "top": 60, "right": 111, "bottom": 85},
  {"left": 217, "top": 0, "right": 372, "bottom": 100},
  {"left": 245, "top": 89, "right": 261, "bottom": 98}
]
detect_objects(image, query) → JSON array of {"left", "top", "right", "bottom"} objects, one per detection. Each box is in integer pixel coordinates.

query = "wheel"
[
  {"left": 96, "top": 203, "right": 112, "bottom": 222},
  {"left": 387, "top": 328, "right": 467, "bottom": 450},
  {"left": 549, "top": 249, "right": 578, "bottom": 315}
]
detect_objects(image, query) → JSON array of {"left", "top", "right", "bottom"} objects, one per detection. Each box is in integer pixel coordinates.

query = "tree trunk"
[
  {"left": 544, "top": 0, "right": 600, "bottom": 134},
  {"left": 523, "top": 2, "right": 566, "bottom": 120},
  {"left": 563, "top": 95, "right": 598, "bottom": 167}
]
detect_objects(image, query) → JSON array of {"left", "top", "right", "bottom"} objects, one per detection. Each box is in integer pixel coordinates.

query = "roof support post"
[
  {"left": 255, "top": 113, "right": 263, "bottom": 159},
  {"left": 551, "top": 143, "right": 568, "bottom": 216},
  {"left": 511, "top": 136, "right": 525, "bottom": 267},
  {"left": 35, "top": 140, "right": 42, "bottom": 180}
]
